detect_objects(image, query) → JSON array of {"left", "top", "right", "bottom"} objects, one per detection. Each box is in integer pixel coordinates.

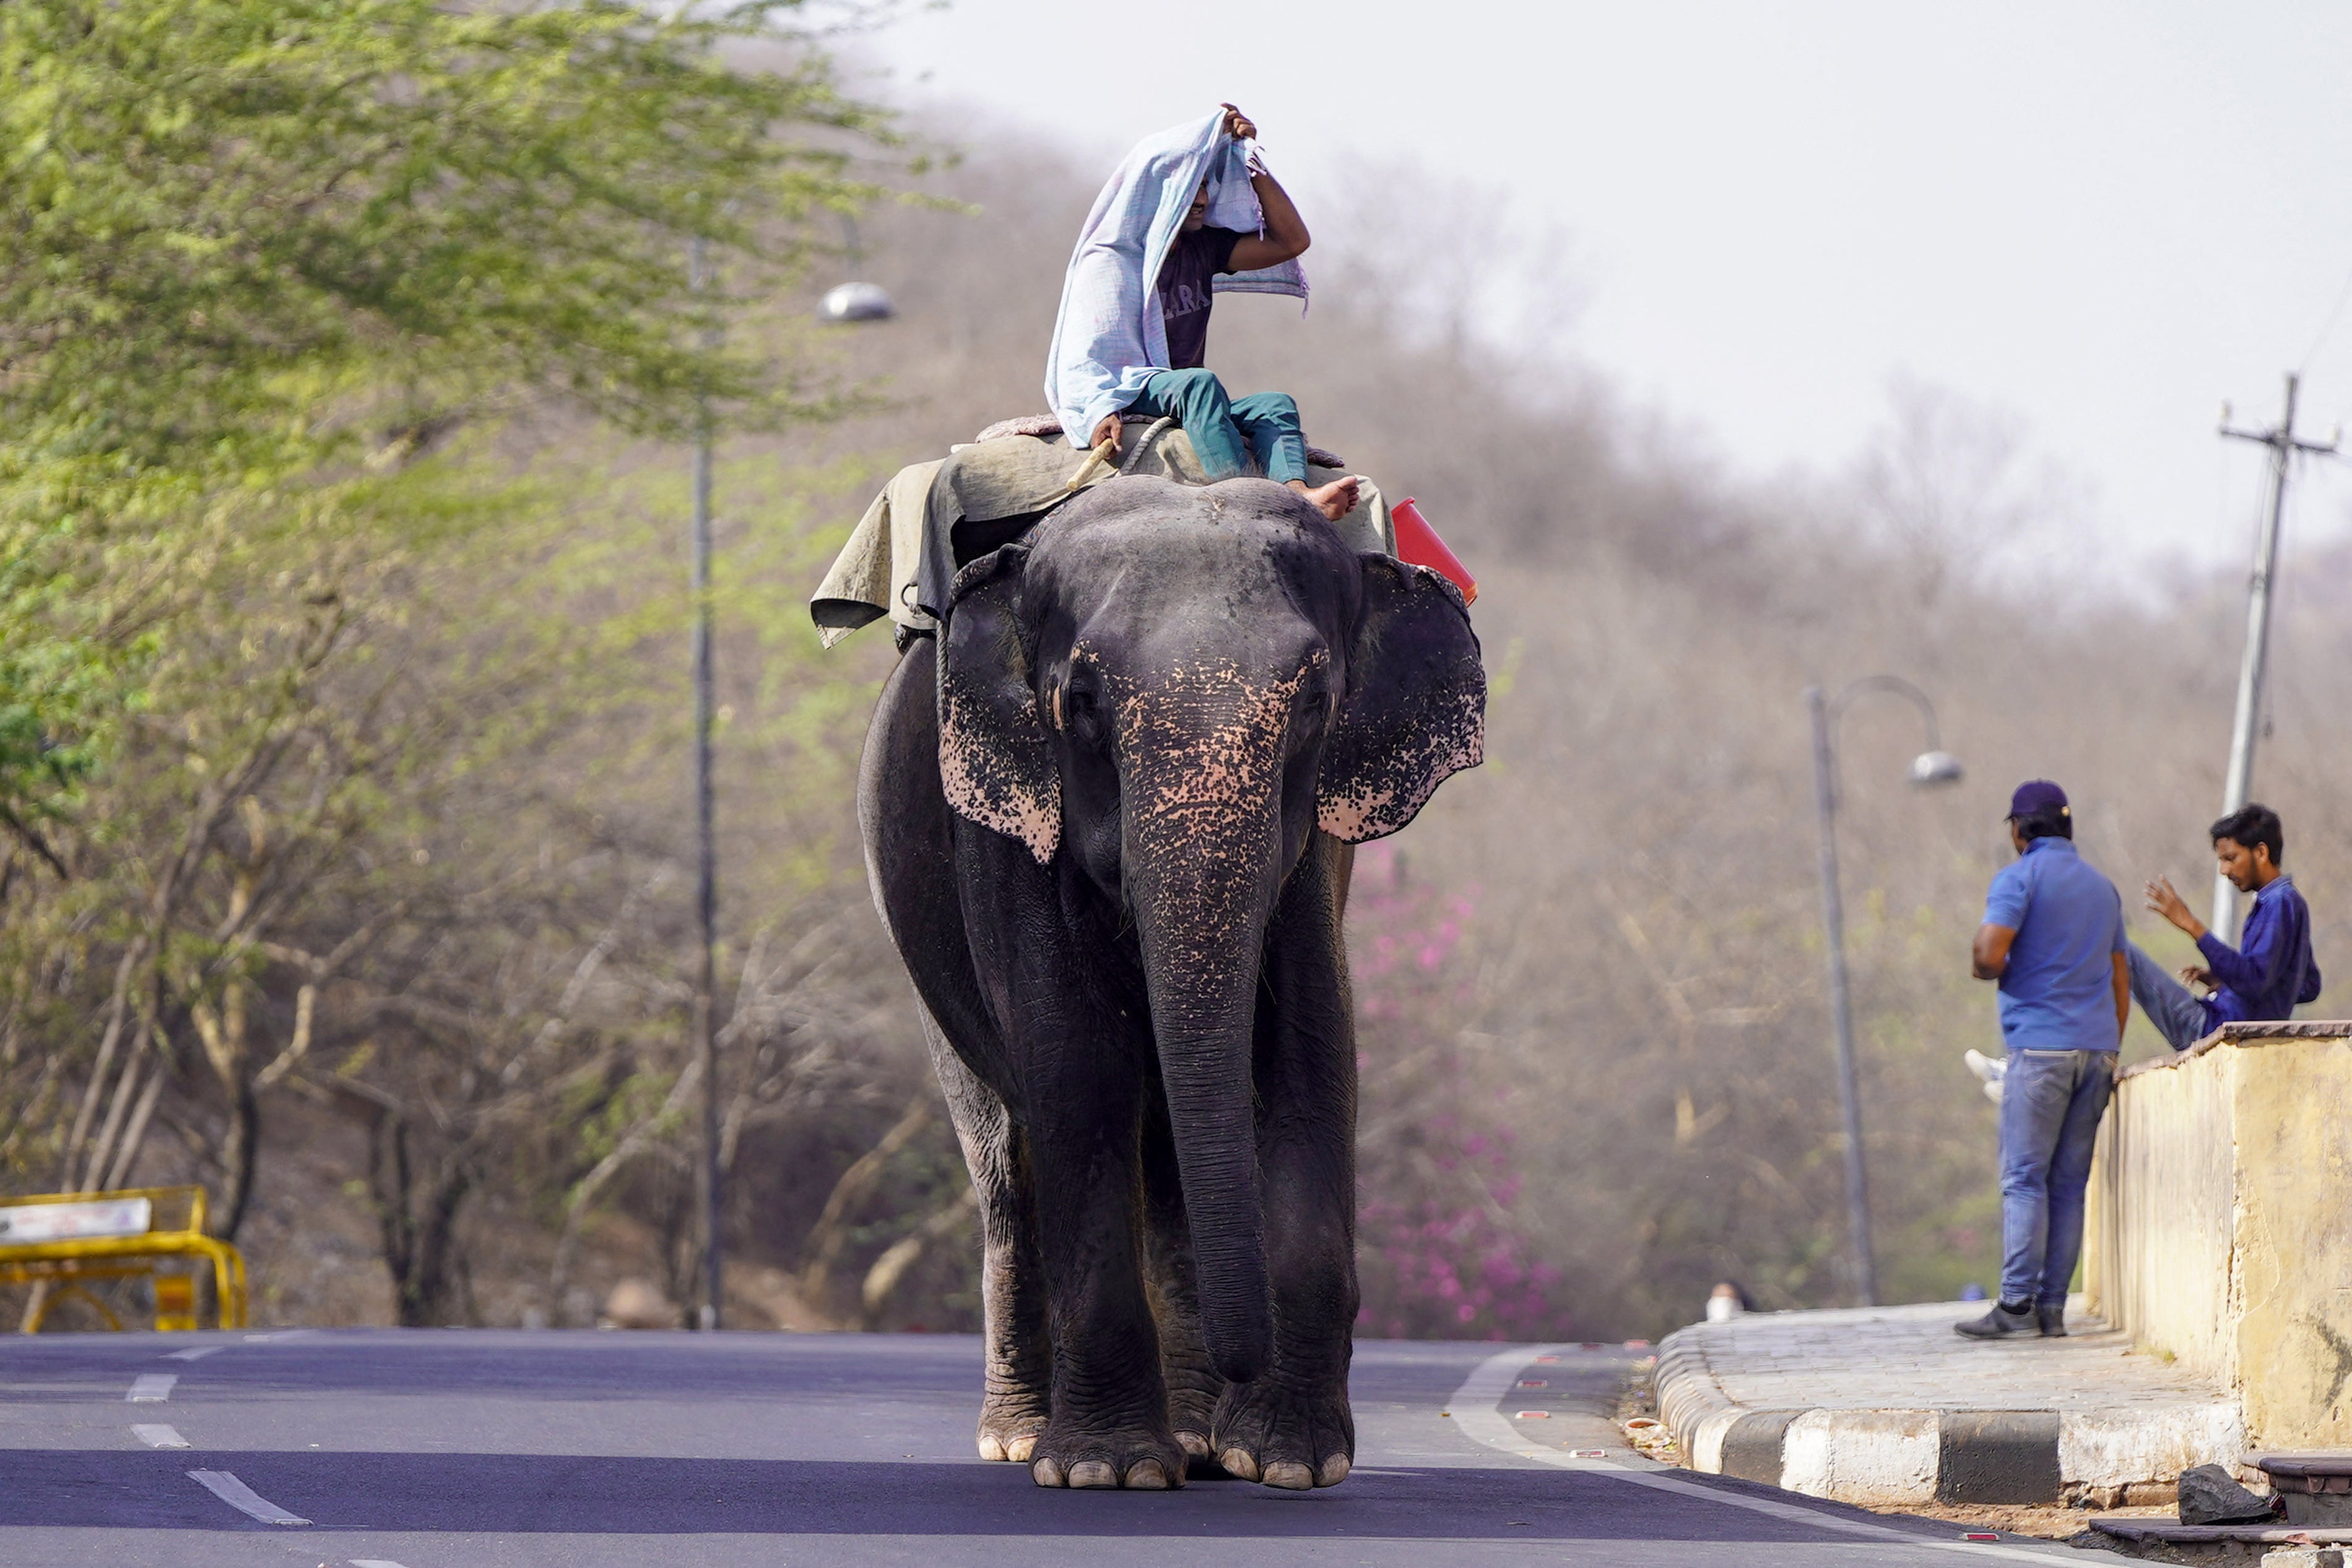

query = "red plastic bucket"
[{"left": 1391, "top": 497, "right": 1477, "bottom": 606}]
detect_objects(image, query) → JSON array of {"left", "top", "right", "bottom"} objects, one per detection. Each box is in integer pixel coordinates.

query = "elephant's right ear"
[
  {"left": 938, "top": 544, "right": 1060, "bottom": 865},
  {"left": 1317, "top": 555, "right": 1486, "bottom": 842}
]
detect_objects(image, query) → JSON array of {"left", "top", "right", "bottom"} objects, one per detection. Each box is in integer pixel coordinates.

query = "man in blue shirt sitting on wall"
[
  {"left": 1960, "top": 781, "right": 2127, "bottom": 1341},
  {"left": 2130, "top": 803, "right": 2321, "bottom": 1051}
]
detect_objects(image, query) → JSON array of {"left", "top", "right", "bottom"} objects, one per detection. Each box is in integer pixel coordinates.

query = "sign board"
[{"left": 0, "top": 1197, "right": 153, "bottom": 1244}]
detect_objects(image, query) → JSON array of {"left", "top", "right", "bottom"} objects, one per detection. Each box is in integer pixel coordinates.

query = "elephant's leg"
[
  {"left": 1213, "top": 833, "right": 1360, "bottom": 1490},
  {"left": 1026, "top": 1026, "right": 1184, "bottom": 1489},
  {"left": 948, "top": 828, "right": 1181, "bottom": 1492},
  {"left": 1140, "top": 1082, "right": 1222, "bottom": 1465},
  {"left": 921, "top": 1006, "right": 1050, "bottom": 1462},
  {"left": 859, "top": 643, "right": 1049, "bottom": 1457}
]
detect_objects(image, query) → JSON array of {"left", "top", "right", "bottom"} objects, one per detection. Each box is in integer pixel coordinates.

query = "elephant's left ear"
[
  {"left": 1317, "top": 555, "right": 1486, "bottom": 842},
  {"left": 939, "top": 544, "right": 1061, "bottom": 864}
]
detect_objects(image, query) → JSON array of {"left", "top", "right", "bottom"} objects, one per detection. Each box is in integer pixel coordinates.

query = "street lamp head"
[
  {"left": 1909, "top": 750, "right": 1964, "bottom": 787},
  {"left": 818, "top": 282, "right": 894, "bottom": 323}
]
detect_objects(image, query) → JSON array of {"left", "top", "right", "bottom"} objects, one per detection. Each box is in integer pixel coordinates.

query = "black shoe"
[
  {"left": 1955, "top": 1302, "right": 2036, "bottom": 1339},
  {"left": 2037, "top": 1304, "right": 2067, "bottom": 1338}
]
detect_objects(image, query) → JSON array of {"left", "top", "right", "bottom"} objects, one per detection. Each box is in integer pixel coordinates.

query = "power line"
[{"left": 2298, "top": 258, "right": 2352, "bottom": 376}]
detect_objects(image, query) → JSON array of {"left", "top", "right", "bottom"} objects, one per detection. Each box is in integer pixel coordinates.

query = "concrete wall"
[{"left": 2085, "top": 1022, "right": 2352, "bottom": 1450}]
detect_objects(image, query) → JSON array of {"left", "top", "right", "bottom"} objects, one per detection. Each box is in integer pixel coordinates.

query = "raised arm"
[
  {"left": 2172, "top": 876, "right": 2295, "bottom": 998},
  {"left": 2196, "top": 917, "right": 2284, "bottom": 997},
  {"left": 1219, "top": 105, "right": 1309, "bottom": 272}
]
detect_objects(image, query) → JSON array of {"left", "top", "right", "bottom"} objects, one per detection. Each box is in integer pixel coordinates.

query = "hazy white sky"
[{"left": 864, "top": 0, "right": 2352, "bottom": 569}]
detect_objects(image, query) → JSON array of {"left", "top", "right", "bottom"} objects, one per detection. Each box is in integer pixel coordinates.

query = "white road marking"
[
  {"left": 1443, "top": 1345, "right": 2124, "bottom": 1566},
  {"left": 132, "top": 1423, "right": 189, "bottom": 1449},
  {"left": 163, "top": 1345, "right": 224, "bottom": 1361},
  {"left": 126, "top": 1373, "right": 177, "bottom": 1403},
  {"left": 351, "top": 1560, "right": 412, "bottom": 1567},
  {"left": 186, "top": 1470, "right": 311, "bottom": 1527},
  {"left": 242, "top": 1328, "right": 311, "bottom": 1343}
]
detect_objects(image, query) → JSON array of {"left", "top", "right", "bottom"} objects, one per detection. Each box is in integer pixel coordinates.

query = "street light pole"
[
  {"left": 1804, "top": 676, "right": 1965, "bottom": 1309},
  {"left": 1807, "top": 685, "right": 1875, "bottom": 1307},
  {"left": 688, "top": 236, "right": 722, "bottom": 1332}
]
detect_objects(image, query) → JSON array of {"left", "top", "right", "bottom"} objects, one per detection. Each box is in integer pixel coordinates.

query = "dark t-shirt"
[{"left": 1156, "top": 225, "right": 1243, "bottom": 371}]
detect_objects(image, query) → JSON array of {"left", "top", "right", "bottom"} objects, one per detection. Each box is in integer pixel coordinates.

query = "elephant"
[{"left": 857, "top": 474, "right": 1484, "bottom": 1491}]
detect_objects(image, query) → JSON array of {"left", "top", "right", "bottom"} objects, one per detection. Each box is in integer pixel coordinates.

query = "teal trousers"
[{"left": 1129, "top": 368, "right": 1309, "bottom": 485}]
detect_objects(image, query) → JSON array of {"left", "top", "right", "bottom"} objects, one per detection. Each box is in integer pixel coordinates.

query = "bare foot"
[{"left": 1290, "top": 475, "right": 1361, "bottom": 522}]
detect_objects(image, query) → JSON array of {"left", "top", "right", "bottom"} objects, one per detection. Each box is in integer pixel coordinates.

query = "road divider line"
[
  {"left": 1444, "top": 1345, "right": 2096, "bottom": 1566},
  {"left": 164, "top": 1345, "right": 224, "bottom": 1361},
  {"left": 350, "top": 1559, "right": 412, "bottom": 1567},
  {"left": 132, "top": 1423, "right": 189, "bottom": 1449},
  {"left": 126, "top": 1373, "right": 177, "bottom": 1403},
  {"left": 186, "top": 1470, "right": 311, "bottom": 1527}
]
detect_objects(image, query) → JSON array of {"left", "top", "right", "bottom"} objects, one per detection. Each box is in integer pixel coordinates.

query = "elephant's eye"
[
  {"left": 1289, "top": 682, "right": 1332, "bottom": 745},
  {"left": 1061, "top": 682, "right": 1107, "bottom": 746}
]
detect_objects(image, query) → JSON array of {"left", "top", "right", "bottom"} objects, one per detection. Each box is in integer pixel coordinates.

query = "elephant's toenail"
[
  {"left": 1262, "top": 1461, "right": 1315, "bottom": 1490},
  {"left": 1005, "top": 1434, "right": 1038, "bottom": 1463},
  {"left": 978, "top": 1434, "right": 1007, "bottom": 1462},
  {"left": 1125, "top": 1460, "right": 1171, "bottom": 1489},
  {"left": 1068, "top": 1460, "right": 1119, "bottom": 1489},
  {"left": 1219, "top": 1447, "right": 1261, "bottom": 1482},
  {"left": 1174, "top": 1429, "right": 1211, "bottom": 1459},
  {"left": 1316, "top": 1454, "right": 1352, "bottom": 1486},
  {"left": 1031, "top": 1456, "right": 1066, "bottom": 1488}
]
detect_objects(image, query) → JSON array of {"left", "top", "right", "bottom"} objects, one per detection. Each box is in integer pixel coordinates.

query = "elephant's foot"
[
  {"left": 1165, "top": 1367, "right": 1225, "bottom": 1464},
  {"left": 1212, "top": 1376, "right": 1354, "bottom": 1490},
  {"left": 976, "top": 1388, "right": 1051, "bottom": 1463},
  {"left": 1028, "top": 1416, "right": 1187, "bottom": 1491}
]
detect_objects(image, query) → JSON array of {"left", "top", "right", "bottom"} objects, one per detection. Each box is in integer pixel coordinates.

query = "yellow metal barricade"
[{"left": 0, "top": 1186, "right": 248, "bottom": 1332}]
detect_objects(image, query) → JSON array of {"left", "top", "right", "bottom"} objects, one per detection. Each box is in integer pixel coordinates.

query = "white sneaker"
[{"left": 1965, "top": 1049, "right": 2006, "bottom": 1106}]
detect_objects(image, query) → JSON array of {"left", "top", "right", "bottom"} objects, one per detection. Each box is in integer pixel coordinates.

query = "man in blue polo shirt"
[
  {"left": 1959, "top": 781, "right": 2127, "bottom": 1340},
  {"left": 2129, "top": 803, "right": 2321, "bottom": 1050}
]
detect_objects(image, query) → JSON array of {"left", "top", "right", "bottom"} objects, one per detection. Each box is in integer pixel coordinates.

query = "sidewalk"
[{"left": 1654, "top": 1299, "right": 2243, "bottom": 1507}]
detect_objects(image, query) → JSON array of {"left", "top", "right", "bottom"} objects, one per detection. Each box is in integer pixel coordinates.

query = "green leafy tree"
[{"left": 0, "top": 0, "right": 885, "bottom": 836}]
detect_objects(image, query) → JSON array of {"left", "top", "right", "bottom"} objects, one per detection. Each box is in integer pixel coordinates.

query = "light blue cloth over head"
[{"left": 1043, "top": 109, "right": 1310, "bottom": 448}]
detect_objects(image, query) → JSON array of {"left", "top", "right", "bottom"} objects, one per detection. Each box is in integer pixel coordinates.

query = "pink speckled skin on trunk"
[{"left": 863, "top": 475, "right": 1483, "bottom": 1493}]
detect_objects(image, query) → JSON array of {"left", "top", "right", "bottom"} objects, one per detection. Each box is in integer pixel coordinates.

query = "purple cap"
[{"left": 2007, "top": 779, "right": 2068, "bottom": 820}]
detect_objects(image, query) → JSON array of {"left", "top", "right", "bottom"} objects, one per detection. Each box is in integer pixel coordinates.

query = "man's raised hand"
[
  {"left": 2144, "top": 875, "right": 2207, "bottom": 941},
  {"left": 1220, "top": 103, "right": 1257, "bottom": 142}
]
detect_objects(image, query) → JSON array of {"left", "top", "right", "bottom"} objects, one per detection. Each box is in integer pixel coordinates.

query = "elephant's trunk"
[
  {"left": 1119, "top": 671, "right": 1302, "bottom": 1385},
  {"left": 1131, "top": 843, "right": 1278, "bottom": 1384}
]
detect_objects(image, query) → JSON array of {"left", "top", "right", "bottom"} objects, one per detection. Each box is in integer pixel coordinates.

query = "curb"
[{"left": 1655, "top": 1315, "right": 2245, "bottom": 1507}]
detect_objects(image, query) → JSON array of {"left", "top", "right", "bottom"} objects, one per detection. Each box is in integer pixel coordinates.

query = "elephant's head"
[{"left": 936, "top": 477, "right": 1485, "bottom": 1381}]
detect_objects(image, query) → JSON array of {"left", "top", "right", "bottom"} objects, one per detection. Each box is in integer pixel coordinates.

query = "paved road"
[{"left": 0, "top": 1328, "right": 2135, "bottom": 1566}]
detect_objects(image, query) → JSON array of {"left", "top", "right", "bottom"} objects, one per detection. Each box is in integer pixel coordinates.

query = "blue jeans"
[
  {"left": 1998, "top": 1047, "right": 2113, "bottom": 1308},
  {"left": 1129, "top": 368, "right": 1309, "bottom": 485},
  {"left": 2126, "top": 942, "right": 2213, "bottom": 1052}
]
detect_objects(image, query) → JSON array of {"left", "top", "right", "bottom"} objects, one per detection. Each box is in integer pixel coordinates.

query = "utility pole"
[
  {"left": 2213, "top": 375, "right": 2338, "bottom": 942},
  {"left": 689, "top": 236, "right": 723, "bottom": 1332}
]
